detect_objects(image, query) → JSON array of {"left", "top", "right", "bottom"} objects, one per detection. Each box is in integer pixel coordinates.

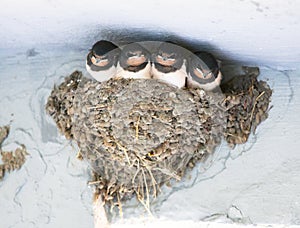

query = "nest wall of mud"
[
  {"left": 46, "top": 67, "right": 272, "bottom": 210},
  {"left": 0, "top": 126, "right": 29, "bottom": 181}
]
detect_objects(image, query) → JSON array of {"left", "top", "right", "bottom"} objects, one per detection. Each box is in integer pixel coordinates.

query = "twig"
[
  {"left": 88, "top": 180, "right": 102, "bottom": 185},
  {"left": 132, "top": 166, "right": 140, "bottom": 185},
  {"left": 76, "top": 150, "right": 83, "bottom": 160},
  {"left": 136, "top": 170, "right": 153, "bottom": 216},
  {"left": 250, "top": 91, "right": 265, "bottom": 122},
  {"left": 115, "top": 142, "right": 131, "bottom": 166},
  {"left": 153, "top": 167, "right": 181, "bottom": 181},
  {"left": 142, "top": 168, "right": 150, "bottom": 210},
  {"left": 117, "top": 192, "right": 123, "bottom": 219},
  {"left": 135, "top": 115, "right": 140, "bottom": 140},
  {"left": 87, "top": 104, "right": 108, "bottom": 110},
  {"left": 226, "top": 133, "right": 244, "bottom": 140},
  {"left": 93, "top": 195, "right": 110, "bottom": 228},
  {"left": 145, "top": 166, "right": 158, "bottom": 198}
]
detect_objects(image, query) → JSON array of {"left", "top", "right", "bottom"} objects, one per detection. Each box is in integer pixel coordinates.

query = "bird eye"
[
  {"left": 158, "top": 52, "right": 164, "bottom": 57},
  {"left": 194, "top": 68, "right": 213, "bottom": 79},
  {"left": 126, "top": 52, "right": 135, "bottom": 58},
  {"left": 195, "top": 68, "right": 204, "bottom": 77},
  {"left": 204, "top": 72, "right": 213, "bottom": 79},
  {"left": 169, "top": 54, "right": 176, "bottom": 59},
  {"left": 93, "top": 53, "right": 107, "bottom": 60},
  {"left": 91, "top": 55, "right": 109, "bottom": 66},
  {"left": 96, "top": 56, "right": 107, "bottom": 63}
]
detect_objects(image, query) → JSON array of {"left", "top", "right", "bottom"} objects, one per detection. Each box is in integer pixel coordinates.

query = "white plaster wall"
[
  {"left": 0, "top": 0, "right": 299, "bottom": 69},
  {"left": 1, "top": 1, "right": 300, "bottom": 227}
]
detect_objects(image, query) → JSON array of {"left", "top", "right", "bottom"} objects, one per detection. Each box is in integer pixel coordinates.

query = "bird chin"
[
  {"left": 116, "top": 62, "right": 151, "bottom": 79},
  {"left": 126, "top": 56, "right": 147, "bottom": 67},
  {"left": 86, "top": 62, "right": 117, "bottom": 82},
  {"left": 151, "top": 65, "right": 186, "bottom": 88},
  {"left": 187, "top": 71, "right": 222, "bottom": 91}
]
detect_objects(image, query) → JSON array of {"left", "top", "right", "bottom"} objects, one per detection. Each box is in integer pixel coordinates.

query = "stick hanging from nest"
[{"left": 94, "top": 195, "right": 110, "bottom": 228}]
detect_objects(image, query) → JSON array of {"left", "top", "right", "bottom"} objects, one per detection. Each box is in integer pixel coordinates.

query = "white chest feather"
[
  {"left": 86, "top": 61, "right": 117, "bottom": 82},
  {"left": 151, "top": 63, "right": 187, "bottom": 88},
  {"left": 116, "top": 62, "right": 152, "bottom": 79},
  {"left": 187, "top": 71, "right": 223, "bottom": 91}
]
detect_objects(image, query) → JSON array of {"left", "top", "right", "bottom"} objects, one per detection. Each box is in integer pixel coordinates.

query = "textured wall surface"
[
  {"left": 0, "top": 0, "right": 299, "bottom": 68},
  {"left": 0, "top": 0, "right": 300, "bottom": 227}
]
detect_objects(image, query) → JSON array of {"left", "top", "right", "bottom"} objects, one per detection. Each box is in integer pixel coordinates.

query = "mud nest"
[
  {"left": 45, "top": 67, "right": 272, "bottom": 210},
  {"left": 0, "top": 126, "right": 29, "bottom": 180},
  {"left": 220, "top": 67, "right": 273, "bottom": 146},
  {"left": 46, "top": 71, "right": 89, "bottom": 140}
]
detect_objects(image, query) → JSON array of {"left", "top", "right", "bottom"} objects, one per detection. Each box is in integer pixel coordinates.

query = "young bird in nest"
[
  {"left": 86, "top": 40, "right": 120, "bottom": 82},
  {"left": 186, "top": 51, "right": 222, "bottom": 91},
  {"left": 151, "top": 42, "right": 188, "bottom": 88},
  {"left": 117, "top": 42, "right": 152, "bottom": 79}
]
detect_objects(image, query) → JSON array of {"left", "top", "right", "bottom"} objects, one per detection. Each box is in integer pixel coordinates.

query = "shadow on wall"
[
  {"left": 83, "top": 26, "right": 255, "bottom": 83},
  {"left": 85, "top": 27, "right": 249, "bottom": 68}
]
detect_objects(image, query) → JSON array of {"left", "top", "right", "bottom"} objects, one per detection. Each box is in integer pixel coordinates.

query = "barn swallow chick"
[
  {"left": 117, "top": 43, "right": 151, "bottom": 79},
  {"left": 151, "top": 42, "right": 188, "bottom": 88},
  {"left": 186, "top": 51, "right": 222, "bottom": 91},
  {"left": 86, "top": 40, "right": 120, "bottom": 82}
]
